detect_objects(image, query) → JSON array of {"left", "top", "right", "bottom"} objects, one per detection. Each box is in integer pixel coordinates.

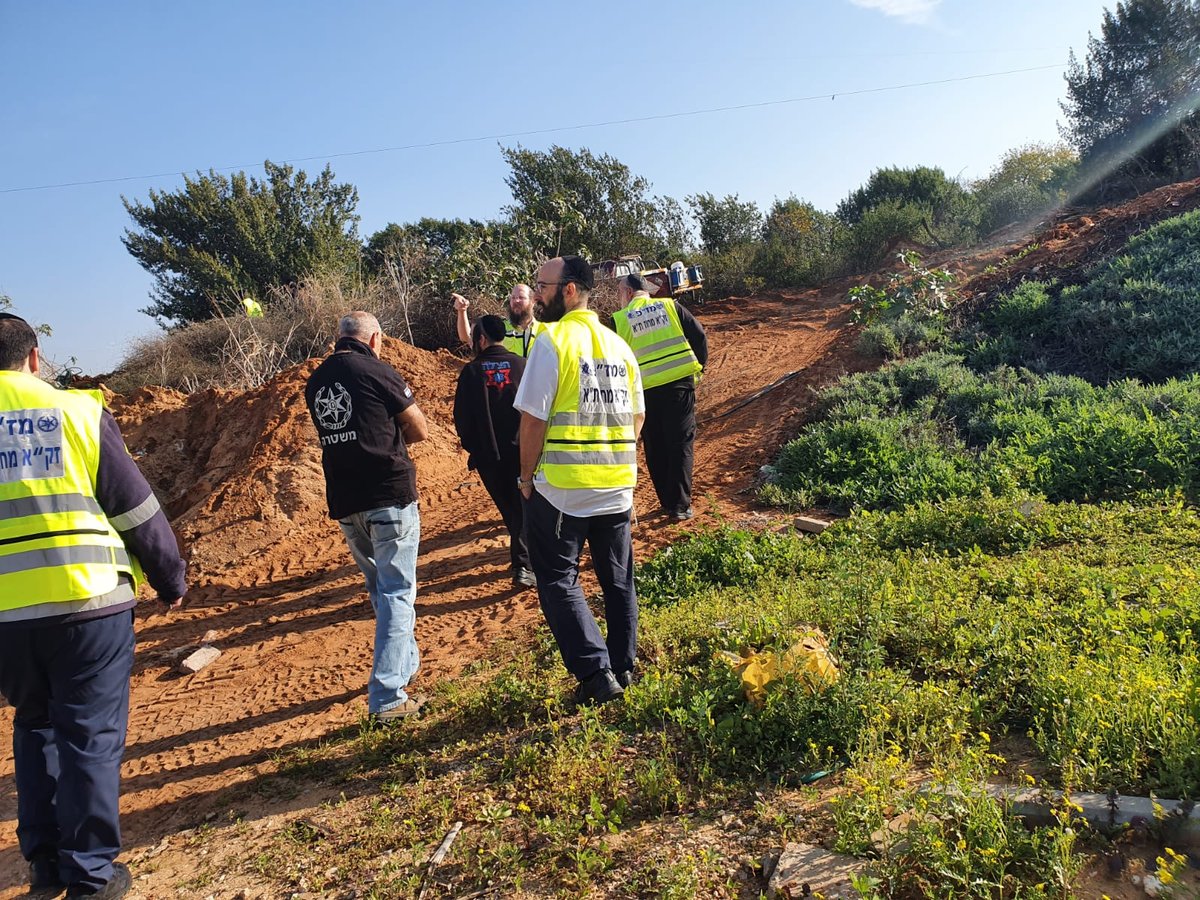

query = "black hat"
[
  {"left": 477, "top": 314, "right": 508, "bottom": 343},
  {"left": 561, "top": 255, "right": 595, "bottom": 290},
  {"left": 623, "top": 273, "right": 653, "bottom": 294}
]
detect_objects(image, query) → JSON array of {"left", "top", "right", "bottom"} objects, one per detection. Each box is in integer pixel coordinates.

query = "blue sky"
[{"left": 2, "top": 0, "right": 1113, "bottom": 373}]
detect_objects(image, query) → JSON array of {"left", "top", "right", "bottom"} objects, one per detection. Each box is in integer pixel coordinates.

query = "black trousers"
[
  {"left": 0, "top": 610, "right": 135, "bottom": 893},
  {"left": 642, "top": 381, "right": 696, "bottom": 514},
  {"left": 525, "top": 488, "right": 638, "bottom": 680},
  {"left": 475, "top": 453, "right": 530, "bottom": 571}
]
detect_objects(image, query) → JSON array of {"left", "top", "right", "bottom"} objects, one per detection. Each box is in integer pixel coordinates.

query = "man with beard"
[
  {"left": 513, "top": 256, "right": 645, "bottom": 705},
  {"left": 453, "top": 315, "right": 534, "bottom": 589},
  {"left": 453, "top": 283, "right": 544, "bottom": 357},
  {"left": 613, "top": 273, "right": 707, "bottom": 520}
]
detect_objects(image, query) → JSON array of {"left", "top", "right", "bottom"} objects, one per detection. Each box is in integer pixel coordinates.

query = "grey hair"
[{"left": 338, "top": 311, "right": 382, "bottom": 341}]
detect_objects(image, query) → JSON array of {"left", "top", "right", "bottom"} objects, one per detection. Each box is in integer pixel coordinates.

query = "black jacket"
[{"left": 453, "top": 345, "right": 525, "bottom": 469}]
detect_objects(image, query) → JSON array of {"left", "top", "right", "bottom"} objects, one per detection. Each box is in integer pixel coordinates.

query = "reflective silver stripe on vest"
[
  {"left": 0, "top": 545, "right": 132, "bottom": 576},
  {"left": 635, "top": 334, "right": 691, "bottom": 358},
  {"left": 0, "top": 580, "right": 136, "bottom": 624},
  {"left": 549, "top": 410, "right": 636, "bottom": 428},
  {"left": 0, "top": 494, "right": 104, "bottom": 519},
  {"left": 542, "top": 450, "right": 638, "bottom": 467},
  {"left": 641, "top": 356, "right": 697, "bottom": 380},
  {"left": 108, "top": 493, "right": 162, "bottom": 531}
]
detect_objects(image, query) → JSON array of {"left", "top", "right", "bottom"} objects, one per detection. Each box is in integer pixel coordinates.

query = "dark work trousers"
[
  {"left": 0, "top": 610, "right": 135, "bottom": 894},
  {"left": 642, "top": 381, "right": 697, "bottom": 515},
  {"left": 474, "top": 452, "right": 530, "bottom": 571},
  {"left": 525, "top": 487, "right": 638, "bottom": 680}
]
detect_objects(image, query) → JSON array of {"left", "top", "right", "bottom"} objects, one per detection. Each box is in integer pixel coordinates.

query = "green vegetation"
[
  {"left": 966, "top": 209, "right": 1200, "bottom": 382},
  {"left": 763, "top": 352, "right": 1200, "bottom": 512},
  {"left": 123, "top": 161, "right": 362, "bottom": 327},
  {"left": 229, "top": 499, "right": 1200, "bottom": 896},
  {"left": 1061, "top": 0, "right": 1200, "bottom": 190},
  {"left": 764, "top": 210, "right": 1200, "bottom": 513}
]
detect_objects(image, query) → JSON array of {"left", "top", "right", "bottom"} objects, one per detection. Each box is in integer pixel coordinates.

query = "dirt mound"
[{"left": 109, "top": 339, "right": 468, "bottom": 584}]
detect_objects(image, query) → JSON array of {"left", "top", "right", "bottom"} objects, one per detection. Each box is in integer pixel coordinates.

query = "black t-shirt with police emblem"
[{"left": 305, "top": 337, "right": 418, "bottom": 520}]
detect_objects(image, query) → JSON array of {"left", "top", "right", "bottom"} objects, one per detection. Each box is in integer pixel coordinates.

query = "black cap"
[
  {"left": 477, "top": 314, "right": 508, "bottom": 343},
  {"left": 623, "top": 273, "right": 653, "bottom": 294}
]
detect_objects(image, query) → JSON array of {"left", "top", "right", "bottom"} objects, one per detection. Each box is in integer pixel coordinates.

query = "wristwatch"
[{"left": 517, "top": 477, "right": 534, "bottom": 489}]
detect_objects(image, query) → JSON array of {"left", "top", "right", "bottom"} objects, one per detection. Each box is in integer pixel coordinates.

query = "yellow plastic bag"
[{"left": 715, "top": 628, "right": 839, "bottom": 706}]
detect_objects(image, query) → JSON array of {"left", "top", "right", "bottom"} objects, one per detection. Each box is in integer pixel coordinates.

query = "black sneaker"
[
  {"left": 512, "top": 567, "right": 537, "bottom": 589},
  {"left": 573, "top": 669, "right": 624, "bottom": 706},
  {"left": 28, "top": 853, "right": 64, "bottom": 895},
  {"left": 614, "top": 670, "right": 635, "bottom": 688},
  {"left": 669, "top": 508, "right": 694, "bottom": 521},
  {"left": 66, "top": 862, "right": 130, "bottom": 899}
]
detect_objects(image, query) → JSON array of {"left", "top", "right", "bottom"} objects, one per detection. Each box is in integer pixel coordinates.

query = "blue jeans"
[
  {"left": 0, "top": 610, "right": 135, "bottom": 894},
  {"left": 338, "top": 502, "right": 421, "bottom": 713}
]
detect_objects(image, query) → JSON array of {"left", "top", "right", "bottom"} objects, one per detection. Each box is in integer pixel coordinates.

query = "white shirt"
[{"left": 513, "top": 323, "right": 645, "bottom": 517}]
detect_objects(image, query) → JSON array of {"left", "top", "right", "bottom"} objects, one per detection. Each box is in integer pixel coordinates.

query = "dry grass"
[{"left": 112, "top": 271, "right": 468, "bottom": 393}]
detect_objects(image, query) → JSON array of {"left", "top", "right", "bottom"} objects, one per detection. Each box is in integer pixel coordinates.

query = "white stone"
[
  {"left": 767, "top": 842, "right": 865, "bottom": 899},
  {"left": 178, "top": 645, "right": 221, "bottom": 674}
]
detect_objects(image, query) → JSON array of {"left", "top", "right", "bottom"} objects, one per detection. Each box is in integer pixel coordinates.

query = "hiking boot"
[
  {"left": 372, "top": 695, "right": 427, "bottom": 723},
  {"left": 512, "top": 567, "right": 537, "bottom": 589},
  {"left": 669, "top": 507, "right": 694, "bottom": 521},
  {"left": 614, "top": 670, "right": 635, "bottom": 689},
  {"left": 573, "top": 669, "right": 624, "bottom": 707},
  {"left": 66, "top": 863, "right": 130, "bottom": 899},
  {"left": 28, "top": 853, "right": 64, "bottom": 896}
]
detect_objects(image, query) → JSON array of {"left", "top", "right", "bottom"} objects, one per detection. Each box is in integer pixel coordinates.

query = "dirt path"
[{"left": 0, "top": 287, "right": 861, "bottom": 893}]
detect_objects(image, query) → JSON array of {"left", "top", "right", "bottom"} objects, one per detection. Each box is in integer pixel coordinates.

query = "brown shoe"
[{"left": 372, "top": 695, "right": 427, "bottom": 722}]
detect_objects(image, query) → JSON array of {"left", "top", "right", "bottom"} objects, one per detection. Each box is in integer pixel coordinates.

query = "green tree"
[
  {"left": 835, "top": 166, "right": 969, "bottom": 227},
  {"left": 364, "top": 215, "right": 551, "bottom": 302},
  {"left": 835, "top": 165, "right": 980, "bottom": 255},
  {"left": 973, "top": 143, "right": 1078, "bottom": 233},
  {"left": 501, "top": 144, "right": 685, "bottom": 262},
  {"left": 756, "top": 196, "right": 836, "bottom": 287},
  {"left": 123, "top": 161, "right": 362, "bottom": 326},
  {"left": 688, "top": 192, "right": 763, "bottom": 255},
  {"left": 1061, "top": 0, "right": 1200, "bottom": 182}
]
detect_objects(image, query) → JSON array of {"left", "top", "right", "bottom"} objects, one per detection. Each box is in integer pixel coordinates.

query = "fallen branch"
[{"left": 416, "top": 820, "right": 464, "bottom": 900}]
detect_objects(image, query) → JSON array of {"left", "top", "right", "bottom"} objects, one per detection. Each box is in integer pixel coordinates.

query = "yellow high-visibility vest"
[
  {"left": 612, "top": 295, "right": 702, "bottom": 389},
  {"left": 502, "top": 319, "right": 544, "bottom": 357},
  {"left": 538, "top": 309, "right": 639, "bottom": 489},
  {"left": 0, "top": 371, "right": 142, "bottom": 610}
]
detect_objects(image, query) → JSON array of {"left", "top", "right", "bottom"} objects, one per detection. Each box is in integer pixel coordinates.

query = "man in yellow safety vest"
[
  {"left": 514, "top": 256, "right": 645, "bottom": 706},
  {"left": 613, "top": 273, "right": 708, "bottom": 520},
  {"left": 0, "top": 313, "right": 187, "bottom": 900},
  {"left": 452, "top": 284, "right": 545, "bottom": 357}
]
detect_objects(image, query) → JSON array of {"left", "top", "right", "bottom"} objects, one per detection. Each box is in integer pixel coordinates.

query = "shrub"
[
  {"left": 966, "top": 211, "right": 1200, "bottom": 382},
  {"left": 762, "top": 351, "right": 1200, "bottom": 511}
]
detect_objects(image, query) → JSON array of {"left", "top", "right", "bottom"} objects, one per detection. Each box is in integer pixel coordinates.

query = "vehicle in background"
[{"left": 591, "top": 255, "right": 705, "bottom": 302}]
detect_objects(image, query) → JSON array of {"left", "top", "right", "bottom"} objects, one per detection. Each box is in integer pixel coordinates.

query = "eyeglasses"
[{"left": 534, "top": 280, "right": 569, "bottom": 291}]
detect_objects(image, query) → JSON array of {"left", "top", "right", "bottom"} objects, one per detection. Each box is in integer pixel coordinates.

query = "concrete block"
[
  {"left": 793, "top": 516, "right": 832, "bottom": 534},
  {"left": 767, "top": 842, "right": 865, "bottom": 898},
  {"left": 179, "top": 645, "right": 221, "bottom": 675}
]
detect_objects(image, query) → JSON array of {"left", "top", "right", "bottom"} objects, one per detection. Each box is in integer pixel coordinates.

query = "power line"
[{"left": 1, "top": 63, "right": 1065, "bottom": 196}]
